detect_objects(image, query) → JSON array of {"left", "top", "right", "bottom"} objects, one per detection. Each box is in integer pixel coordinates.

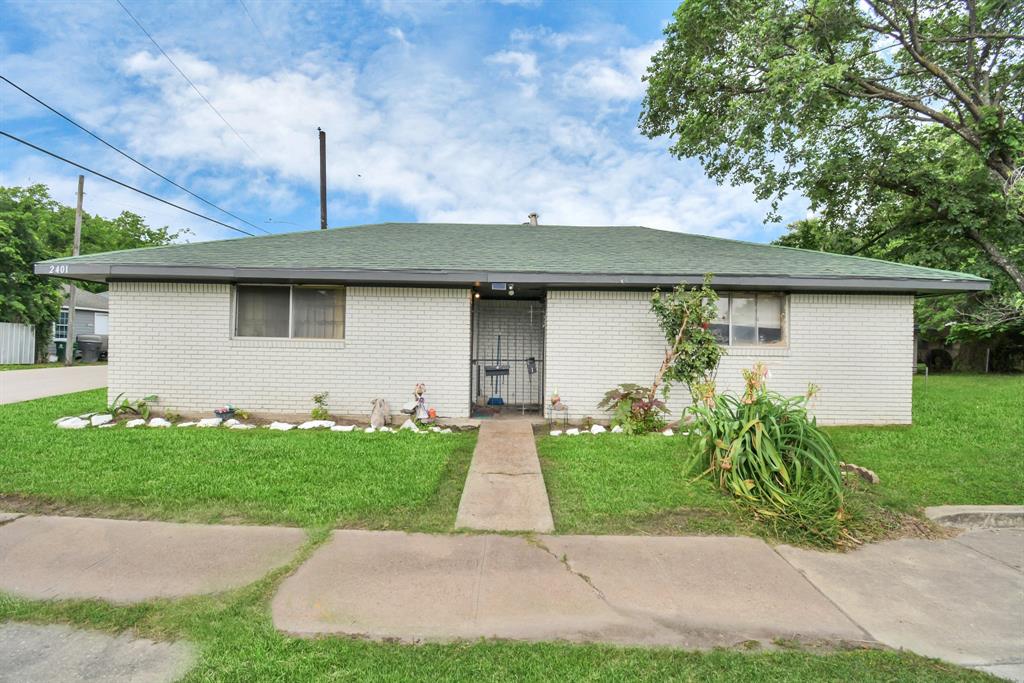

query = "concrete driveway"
[{"left": 0, "top": 365, "right": 107, "bottom": 405}]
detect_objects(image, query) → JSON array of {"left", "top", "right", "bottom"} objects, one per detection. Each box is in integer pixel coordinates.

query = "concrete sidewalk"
[
  {"left": 1, "top": 511, "right": 1020, "bottom": 679},
  {"left": 0, "top": 514, "right": 305, "bottom": 603},
  {"left": 272, "top": 531, "right": 866, "bottom": 647},
  {"left": 0, "top": 365, "right": 107, "bottom": 404},
  {"left": 273, "top": 528, "right": 1024, "bottom": 679},
  {"left": 455, "top": 420, "right": 554, "bottom": 532}
]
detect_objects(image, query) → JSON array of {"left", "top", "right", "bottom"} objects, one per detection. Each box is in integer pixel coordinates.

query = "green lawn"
[
  {"left": 540, "top": 374, "right": 1022, "bottom": 537},
  {"left": 0, "top": 361, "right": 106, "bottom": 371},
  {"left": 0, "top": 534, "right": 992, "bottom": 682},
  {"left": 0, "top": 389, "right": 475, "bottom": 530},
  {"left": 829, "top": 374, "right": 1023, "bottom": 507}
]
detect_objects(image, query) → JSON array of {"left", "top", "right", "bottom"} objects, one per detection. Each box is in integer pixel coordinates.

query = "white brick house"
[{"left": 37, "top": 223, "right": 988, "bottom": 425}]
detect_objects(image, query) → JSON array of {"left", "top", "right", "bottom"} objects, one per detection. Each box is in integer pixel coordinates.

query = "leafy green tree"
[
  {"left": 777, "top": 217, "right": 1023, "bottom": 368},
  {"left": 641, "top": 0, "right": 1024, "bottom": 293},
  {"left": 0, "top": 186, "right": 65, "bottom": 358},
  {"left": 0, "top": 184, "right": 188, "bottom": 359}
]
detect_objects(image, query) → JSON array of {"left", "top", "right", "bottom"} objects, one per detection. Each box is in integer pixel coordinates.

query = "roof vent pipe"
[{"left": 528, "top": 212, "right": 539, "bottom": 226}]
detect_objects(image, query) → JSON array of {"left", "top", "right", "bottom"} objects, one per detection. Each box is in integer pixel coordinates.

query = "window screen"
[
  {"left": 757, "top": 295, "right": 784, "bottom": 344},
  {"left": 291, "top": 287, "right": 345, "bottom": 339},
  {"left": 235, "top": 286, "right": 290, "bottom": 337},
  {"left": 710, "top": 298, "right": 730, "bottom": 344},
  {"left": 711, "top": 293, "right": 786, "bottom": 347},
  {"left": 731, "top": 296, "right": 757, "bottom": 344}
]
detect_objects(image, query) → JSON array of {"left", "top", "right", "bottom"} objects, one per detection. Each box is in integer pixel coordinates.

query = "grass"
[
  {"left": 0, "top": 361, "right": 106, "bottom": 371},
  {"left": 828, "top": 374, "right": 1023, "bottom": 507},
  {"left": 0, "top": 389, "right": 475, "bottom": 530},
  {"left": 539, "top": 374, "right": 1022, "bottom": 539},
  {"left": 0, "top": 533, "right": 993, "bottom": 682},
  {"left": 540, "top": 432, "right": 751, "bottom": 536}
]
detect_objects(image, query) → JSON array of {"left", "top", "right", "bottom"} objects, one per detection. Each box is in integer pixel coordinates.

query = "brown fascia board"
[{"left": 33, "top": 262, "right": 991, "bottom": 294}]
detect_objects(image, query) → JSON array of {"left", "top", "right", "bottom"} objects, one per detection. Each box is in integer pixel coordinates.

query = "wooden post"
[
  {"left": 318, "top": 128, "right": 327, "bottom": 230},
  {"left": 64, "top": 175, "right": 84, "bottom": 366}
]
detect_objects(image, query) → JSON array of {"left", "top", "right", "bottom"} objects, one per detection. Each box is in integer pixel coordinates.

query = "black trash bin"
[{"left": 77, "top": 334, "right": 103, "bottom": 363}]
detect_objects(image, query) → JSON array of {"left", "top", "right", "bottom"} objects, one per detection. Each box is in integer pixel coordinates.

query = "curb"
[{"left": 925, "top": 505, "right": 1024, "bottom": 529}]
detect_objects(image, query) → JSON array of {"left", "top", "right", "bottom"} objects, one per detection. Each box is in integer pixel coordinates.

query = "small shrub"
[
  {"left": 687, "top": 363, "right": 846, "bottom": 546},
  {"left": 597, "top": 384, "right": 668, "bottom": 434},
  {"left": 164, "top": 410, "right": 182, "bottom": 423},
  {"left": 107, "top": 392, "right": 157, "bottom": 420},
  {"left": 234, "top": 408, "right": 250, "bottom": 420},
  {"left": 311, "top": 392, "right": 330, "bottom": 421}
]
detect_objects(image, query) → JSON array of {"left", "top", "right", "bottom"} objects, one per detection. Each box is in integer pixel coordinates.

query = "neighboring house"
[
  {"left": 34, "top": 223, "right": 988, "bottom": 424},
  {"left": 48, "top": 285, "right": 109, "bottom": 359}
]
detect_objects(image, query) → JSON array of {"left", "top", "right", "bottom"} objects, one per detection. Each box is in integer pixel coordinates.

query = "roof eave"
[{"left": 32, "top": 263, "right": 991, "bottom": 294}]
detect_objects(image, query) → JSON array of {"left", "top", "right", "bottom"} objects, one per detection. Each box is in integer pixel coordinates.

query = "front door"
[{"left": 470, "top": 298, "right": 545, "bottom": 416}]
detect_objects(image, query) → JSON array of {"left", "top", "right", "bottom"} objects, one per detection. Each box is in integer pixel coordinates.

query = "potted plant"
[{"left": 214, "top": 405, "right": 236, "bottom": 420}]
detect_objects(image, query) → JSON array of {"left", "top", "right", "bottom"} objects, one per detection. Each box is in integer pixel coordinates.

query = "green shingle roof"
[{"left": 36, "top": 222, "right": 988, "bottom": 293}]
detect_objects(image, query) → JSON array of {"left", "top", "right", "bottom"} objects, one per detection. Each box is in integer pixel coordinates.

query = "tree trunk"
[
  {"left": 649, "top": 312, "right": 690, "bottom": 402},
  {"left": 964, "top": 226, "right": 1024, "bottom": 293}
]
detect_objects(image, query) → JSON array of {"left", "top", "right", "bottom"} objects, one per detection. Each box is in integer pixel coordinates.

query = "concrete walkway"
[
  {"left": 272, "top": 531, "right": 866, "bottom": 647},
  {"left": 273, "top": 528, "right": 1024, "bottom": 679},
  {"left": 0, "top": 623, "right": 194, "bottom": 683},
  {"left": 0, "top": 365, "right": 107, "bottom": 404},
  {"left": 0, "top": 514, "right": 305, "bottom": 603},
  {"left": 455, "top": 420, "right": 554, "bottom": 532}
]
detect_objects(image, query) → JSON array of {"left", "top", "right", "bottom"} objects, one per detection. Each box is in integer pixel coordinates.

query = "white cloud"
[
  {"left": 563, "top": 40, "right": 662, "bottom": 101},
  {"left": 486, "top": 50, "right": 539, "bottom": 79},
  {"left": 1, "top": 3, "right": 802, "bottom": 246},
  {"left": 509, "top": 26, "right": 600, "bottom": 51}
]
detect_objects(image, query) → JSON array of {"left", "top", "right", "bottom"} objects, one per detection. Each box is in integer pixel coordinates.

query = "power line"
[
  {"left": 0, "top": 130, "right": 256, "bottom": 237},
  {"left": 114, "top": 0, "right": 262, "bottom": 161},
  {"left": 0, "top": 74, "right": 271, "bottom": 234},
  {"left": 237, "top": 0, "right": 268, "bottom": 44}
]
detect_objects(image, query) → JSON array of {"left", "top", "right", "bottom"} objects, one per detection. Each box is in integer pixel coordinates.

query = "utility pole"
[
  {"left": 65, "top": 175, "right": 84, "bottom": 366},
  {"left": 318, "top": 127, "right": 327, "bottom": 230}
]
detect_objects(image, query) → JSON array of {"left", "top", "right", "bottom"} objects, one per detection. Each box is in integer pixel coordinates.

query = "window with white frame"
[
  {"left": 234, "top": 285, "right": 345, "bottom": 339},
  {"left": 709, "top": 293, "right": 786, "bottom": 346},
  {"left": 53, "top": 309, "right": 69, "bottom": 341}
]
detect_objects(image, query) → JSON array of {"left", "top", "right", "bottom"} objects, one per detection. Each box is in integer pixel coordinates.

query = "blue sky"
[{"left": 0, "top": 0, "right": 805, "bottom": 244}]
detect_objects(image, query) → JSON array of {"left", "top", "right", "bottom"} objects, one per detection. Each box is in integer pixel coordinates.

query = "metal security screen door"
[{"left": 471, "top": 299, "right": 545, "bottom": 415}]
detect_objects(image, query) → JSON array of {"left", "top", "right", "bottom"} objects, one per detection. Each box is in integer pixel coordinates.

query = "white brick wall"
[
  {"left": 109, "top": 283, "right": 472, "bottom": 417},
  {"left": 544, "top": 291, "right": 914, "bottom": 425}
]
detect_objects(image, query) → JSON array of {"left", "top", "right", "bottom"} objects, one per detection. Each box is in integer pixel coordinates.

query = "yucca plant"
[{"left": 688, "top": 363, "right": 844, "bottom": 543}]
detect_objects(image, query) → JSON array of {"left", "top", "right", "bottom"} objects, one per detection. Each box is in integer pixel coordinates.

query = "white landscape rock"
[
  {"left": 197, "top": 418, "right": 222, "bottom": 428},
  {"left": 53, "top": 416, "right": 73, "bottom": 425},
  {"left": 176, "top": 422, "right": 196, "bottom": 428},
  {"left": 364, "top": 426, "right": 376, "bottom": 433},
  {"left": 399, "top": 419, "right": 419, "bottom": 432},
  {"left": 440, "top": 428, "right": 452, "bottom": 434},
  {"left": 330, "top": 425, "right": 355, "bottom": 432},
  {"left": 148, "top": 417, "right": 172, "bottom": 428},
  {"left": 268, "top": 422, "right": 295, "bottom": 431},
  {"left": 97, "top": 423, "right": 115, "bottom": 428},
  {"left": 125, "top": 418, "right": 146, "bottom": 429},
  {"left": 77, "top": 413, "right": 96, "bottom": 419},
  {"left": 611, "top": 425, "right": 624, "bottom": 434},
  {"left": 565, "top": 428, "right": 580, "bottom": 436},
  {"left": 298, "top": 420, "right": 335, "bottom": 430},
  {"left": 662, "top": 428, "right": 675, "bottom": 437},
  {"left": 90, "top": 414, "right": 114, "bottom": 427},
  {"left": 379, "top": 426, "right": 393, "bottom": 433},
  {"left": 590, "top": 424, "right": 607, "bottom": 434},
  {"left": 56, "top": 417, "right": 89, "bottom": 430},
  {"left": 430, "top": 426, "right": 442, "bottom": 433},
  {"left": 549, "top": 430, "right": 563, "bottom": 437},
  {"left": 222, "top": 418, "right": 240, "bottom": 428},
  {"left": 229, "top": 423, "right": 256, "bottom": 430}
]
